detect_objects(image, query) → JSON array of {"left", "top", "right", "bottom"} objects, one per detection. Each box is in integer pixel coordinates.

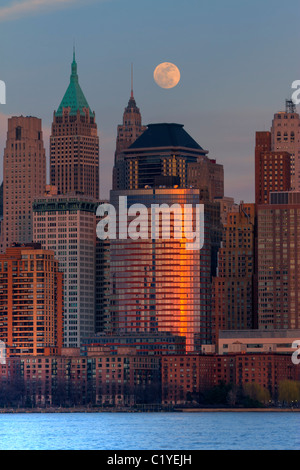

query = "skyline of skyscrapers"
[{"left": 0, "top": 50, "right": 299, "bottom": 362}]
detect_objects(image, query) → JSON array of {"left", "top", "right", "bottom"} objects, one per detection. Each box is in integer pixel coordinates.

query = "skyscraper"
[
  {"left": 212, "top": 203, "right": 256, "bottom": 345},
  {"left": 95, "top": 206, "right": 111, "bottom": 333},
  {"left": 1, "top": 116, "right": 46, "bottom": 253},
  {"left": 213, "top": 196, "right": 239, "bottom": 225},
  {"left": 114, "top": 66, "right": 146, "bottom": 160},
  {"left": 50, "top": 50, "right": 99, "bottom": 199},
  {"left": 106, "top": 123, "right": 224, "bottom": 351},
  {"left": 271, "top": 100, "right": 300, "bottom": 191},
  {"left": 187, "top": 156, "right": 224, "bottom": 200},
  {"left": 255, "top": 131, "right": 291, "bottom": 205},
  {"left": 257, "top": 191, "right": 300, "bottom": 330},
  {"left": 0, "top": 244, "right": 63, "bottom": 357},
  {"left": 33, "top": 193, "right": 98, "bottom": 348},
  {"left": 108, "top": 188, "right": 211, "bottom": 352},
  {"left": 113, "top": 123, "right": 209, "bottom": 191}
]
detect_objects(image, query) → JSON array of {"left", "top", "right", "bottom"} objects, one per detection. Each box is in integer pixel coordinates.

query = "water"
[{"left": 0, "top": 412, "right": 298, "bottom": 450}]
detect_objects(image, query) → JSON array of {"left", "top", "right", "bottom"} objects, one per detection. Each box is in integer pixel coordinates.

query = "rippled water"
[{"left": 0, "top": 412, "right": 298, "bottom": 450}]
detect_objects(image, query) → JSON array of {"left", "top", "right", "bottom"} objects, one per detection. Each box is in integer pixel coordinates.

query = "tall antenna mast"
[{"left": 131, "top": 63, "right": 134, "bottom": 99}]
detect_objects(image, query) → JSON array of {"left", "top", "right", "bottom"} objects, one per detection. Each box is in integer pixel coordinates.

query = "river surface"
[{"left": 0, "top": 411, "right": 298, "bottom": 450}]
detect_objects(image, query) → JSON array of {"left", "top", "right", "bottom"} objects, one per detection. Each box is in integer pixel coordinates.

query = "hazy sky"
[{"left": 0, "top": 0, "right": 299, "bottom": 201}]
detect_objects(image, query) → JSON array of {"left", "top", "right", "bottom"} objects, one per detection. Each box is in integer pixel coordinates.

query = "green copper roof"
[{"left": 55, "top": 50, "right": 94, "bottom": 118}]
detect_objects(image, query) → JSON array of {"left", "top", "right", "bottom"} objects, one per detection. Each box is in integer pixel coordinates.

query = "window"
[{"left": 16, "top": 126, "right": 22, "bottom": 140}]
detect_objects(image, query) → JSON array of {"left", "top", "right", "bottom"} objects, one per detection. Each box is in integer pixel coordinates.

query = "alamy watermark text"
[
  {"left": 96, "top": 196, "right": 204, "bottom": 251},
  {"left": 0, "top": 80, "right": 6, "bottom": 104}
]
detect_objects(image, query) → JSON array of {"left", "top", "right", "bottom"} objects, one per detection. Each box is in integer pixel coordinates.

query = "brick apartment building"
[
  {"left": 161, "top": 353, "right": 300, "bottom": 405},
  {"left": 0, "top": 346, "right": 161, "bottom": 407}
]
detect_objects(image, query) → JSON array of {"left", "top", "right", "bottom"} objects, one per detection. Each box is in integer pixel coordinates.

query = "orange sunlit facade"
[
  {"left": 108, "top": 188, "right": 210, "bottom": 352},
  {"left": 0, "top": 244, "right": 64, "bottom": 357}
]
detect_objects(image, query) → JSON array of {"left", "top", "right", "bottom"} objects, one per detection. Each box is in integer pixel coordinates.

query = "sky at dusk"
[{"left": 0, "top": 0, "right": 299, "bottom": 202}]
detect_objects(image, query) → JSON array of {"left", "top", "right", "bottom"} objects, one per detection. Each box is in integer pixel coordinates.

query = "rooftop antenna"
[
  {"left": 131, "top": 63, "right": 134, "bottom": 99},
  {"left": 71, "top": 41, "right": 77, "bottom": 78}
]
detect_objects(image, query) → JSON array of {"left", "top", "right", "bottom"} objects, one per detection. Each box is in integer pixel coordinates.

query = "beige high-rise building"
[
  {"left": 115, "top": 95, "right": 146, "bottom": 159},
  {"left": 213, "top": 196, "right": 239, "bottom": 225},
  {"left": 113, "top": 77, "right": 146, "bottom": 190},
  {"left": 187, "top": 156, "right": 224, "bottom": 200},
  {"left": 1, "top": 116, "right": 46, "bottom": 252}
]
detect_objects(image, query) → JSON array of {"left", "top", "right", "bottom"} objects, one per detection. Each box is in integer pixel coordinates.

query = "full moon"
[{"left": 153, "top": 62, "right": 180, "bottom": 89}]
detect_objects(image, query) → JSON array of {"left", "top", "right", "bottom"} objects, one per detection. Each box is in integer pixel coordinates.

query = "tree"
[
  {"left": 227, "top": 386, "right": 238, "bottom": 406},
  {"left": 243, "top": 382, "right": 271, "bottom": 404},
  {"left": 278, "top": 380, "right": 300, "bottom": 405},
  {"left": 201, "top": 382, "right": 233, "bottom": 405},
  {"left": 52, "top": 378, "right": 68, "bottom": 407}
]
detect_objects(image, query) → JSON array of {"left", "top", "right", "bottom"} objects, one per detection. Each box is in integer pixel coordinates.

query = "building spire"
[
  {"left": 71, "top": 44, "right": 78, "bottom": 80},
  {"left": 131, "top": 63, "right": 134, "bottom": 99},
  {"left": 55, "top": 49, "right": 94, "bottom": 118}
]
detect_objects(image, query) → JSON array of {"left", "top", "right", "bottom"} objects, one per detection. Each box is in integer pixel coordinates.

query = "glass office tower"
[{"left": 107, "top": 188, "right": 210, "bottom": 352}]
